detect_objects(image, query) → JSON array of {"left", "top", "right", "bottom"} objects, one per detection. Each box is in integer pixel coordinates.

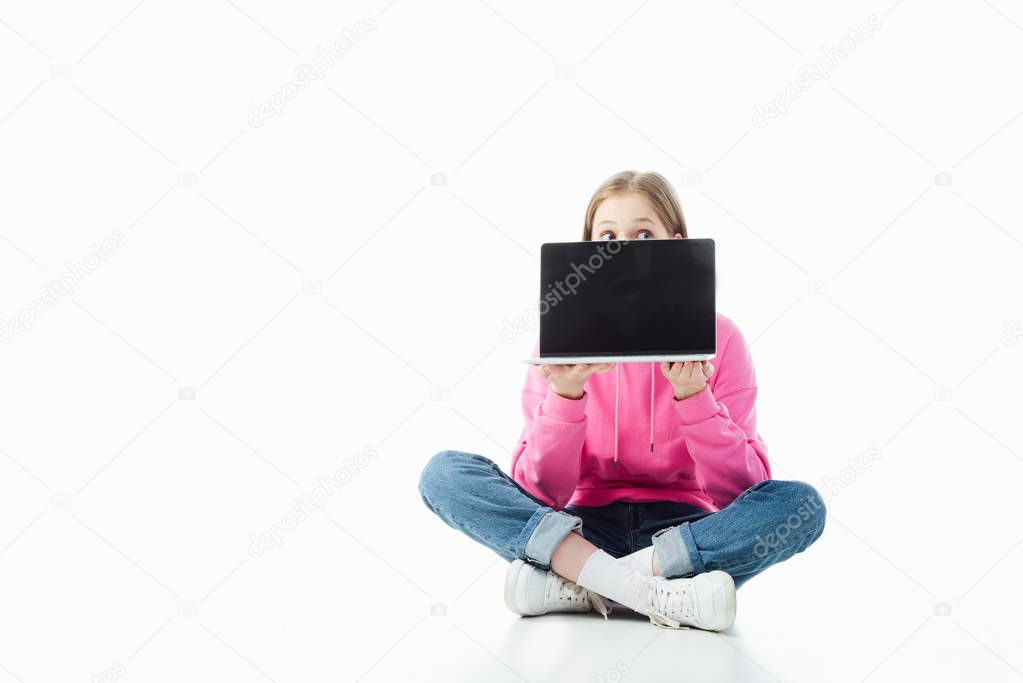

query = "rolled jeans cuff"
[
  {"left": 652, "top": 521, "right": 706, "bottom": 578},
  {"left": 518, "top": 508, "right": 582, "bottom": 570}
]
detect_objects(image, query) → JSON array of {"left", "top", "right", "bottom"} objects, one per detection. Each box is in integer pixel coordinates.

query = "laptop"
[{"left": 524, "top": 238, "right": 716, "bottom": 365}]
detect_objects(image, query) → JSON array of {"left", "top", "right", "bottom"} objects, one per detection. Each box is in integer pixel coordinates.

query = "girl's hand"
[
  {"left": 538, "top": 363, "right": 615, "bottom": 400},
  {"left": 660, "top": 361, "right": 713, "bottom": 401}
]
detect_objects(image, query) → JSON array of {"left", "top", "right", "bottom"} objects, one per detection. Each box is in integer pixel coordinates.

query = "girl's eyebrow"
[{"left": 596, "top": 217, "right": 656, "bottom": 226}]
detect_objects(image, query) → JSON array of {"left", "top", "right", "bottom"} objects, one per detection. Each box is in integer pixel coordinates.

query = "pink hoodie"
[{"left": 510, "top": 313, "right": 770, "bottom": 512}]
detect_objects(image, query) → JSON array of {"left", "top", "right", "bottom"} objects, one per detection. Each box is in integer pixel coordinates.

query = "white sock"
[
  {"left": 617, "top": 545, "right": 655, "bottom": 577},
  {"left": 575, "top": 550, "right": 651, "bottom": 615}
]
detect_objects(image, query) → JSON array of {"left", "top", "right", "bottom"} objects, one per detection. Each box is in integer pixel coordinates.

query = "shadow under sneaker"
[{"left": 504, "top": 559, "right": 610, "bottom": 617}]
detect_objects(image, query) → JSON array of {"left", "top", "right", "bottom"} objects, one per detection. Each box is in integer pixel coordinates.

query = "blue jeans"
[{"left": 418, "top": 450, "right": 826, "bottom": 588}]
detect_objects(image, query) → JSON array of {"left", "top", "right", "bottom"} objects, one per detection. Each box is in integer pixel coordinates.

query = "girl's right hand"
[{"left": 537, "top": 363, "right": 615, "bottom": 400}]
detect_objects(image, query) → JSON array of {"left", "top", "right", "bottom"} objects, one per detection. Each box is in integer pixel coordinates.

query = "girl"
[{"left": 418, "top": 170, "right": 825, "bottom": 630}]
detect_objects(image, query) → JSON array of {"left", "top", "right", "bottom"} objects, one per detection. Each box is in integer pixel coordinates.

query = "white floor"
[
  {"left": 345, "top": 521, "right": 1023, "bottom": 683},
  {"left": 5, "top": 497, "right": 1018, "bottom": 683}
]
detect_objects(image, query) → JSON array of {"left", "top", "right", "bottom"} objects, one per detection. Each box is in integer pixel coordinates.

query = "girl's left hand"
[{"left": 660, "top": 361, "right": 713, "bottom": 400}]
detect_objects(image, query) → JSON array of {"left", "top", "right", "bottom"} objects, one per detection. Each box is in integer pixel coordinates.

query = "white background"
[{"left": 1, "top": 1, "right": 1022, "bottom": 681}]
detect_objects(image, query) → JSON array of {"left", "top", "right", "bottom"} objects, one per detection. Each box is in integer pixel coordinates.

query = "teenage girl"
[{"left": 418, "top": 170, "right": 826, "bottom": 630}]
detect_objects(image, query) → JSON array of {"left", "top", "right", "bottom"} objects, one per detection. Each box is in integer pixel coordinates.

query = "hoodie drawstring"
[
  {"left": 611, "top": 363, "right": 657, "bottom": 468},
  {"left": 612, "top": 364, "right": 620, "bottom": 468},
  {"left": 649, "top": 362, "right": 655, "bottom": 453}
]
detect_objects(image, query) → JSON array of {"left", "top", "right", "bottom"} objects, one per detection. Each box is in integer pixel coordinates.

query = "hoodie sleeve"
[
  {"left": 672, "top": 322, "right": 771, "bottom": 509},
  {"left": 509, "top": 346, "right": 588, "bottom": 510}
]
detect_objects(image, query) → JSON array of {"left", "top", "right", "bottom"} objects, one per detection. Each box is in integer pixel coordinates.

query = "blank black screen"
[{"left": 538, "top": 239, "right": 715, "bottom": 357}]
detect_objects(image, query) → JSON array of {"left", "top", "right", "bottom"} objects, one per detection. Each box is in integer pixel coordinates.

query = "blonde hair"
[{"left": 582, "top": 170, "right": 688, "bottom": 240}]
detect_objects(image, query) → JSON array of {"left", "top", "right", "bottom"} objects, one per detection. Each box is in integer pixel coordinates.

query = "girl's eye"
[
  {"left": 637, "top": 230, "right": 653, "bottom": 239},
  {"left": 598, "top": 232, "right": 615, "bottom": 241}
]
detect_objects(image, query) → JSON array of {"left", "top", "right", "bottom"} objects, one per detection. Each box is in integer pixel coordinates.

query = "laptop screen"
[{"left": 538, "top": 238, "right": 715, "bottom": 358}]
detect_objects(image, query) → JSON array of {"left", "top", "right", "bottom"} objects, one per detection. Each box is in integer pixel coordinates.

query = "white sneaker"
[
  {"left": 640, "top": 570, "right": 736, "bottom": 631},
  {"left": 504, "top": 559, "right": 611, "bottom": 617}
]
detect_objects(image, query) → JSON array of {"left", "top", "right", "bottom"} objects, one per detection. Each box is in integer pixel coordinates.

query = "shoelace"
[
  {"left": 588, "top": 592, "right": 611, "bottom": 618},
  {"left": 642, "top": 576, "right": 695, "bottom": 630},
  {"left": 547, "top": 574, "right": 612, "bottom": 618}
]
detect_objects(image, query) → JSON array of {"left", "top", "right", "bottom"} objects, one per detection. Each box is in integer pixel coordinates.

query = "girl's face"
[{"left": 591, "top": 192, "right": 677, "bottom": 241}]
